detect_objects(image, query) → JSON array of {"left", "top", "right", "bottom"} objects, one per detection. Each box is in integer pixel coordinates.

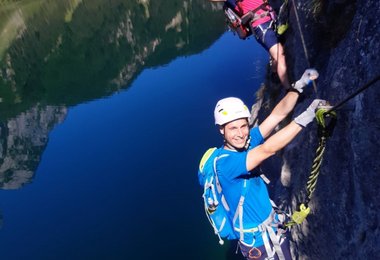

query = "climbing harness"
[{"left": 224, "top": 1, "right": 276, "bottom": 40}]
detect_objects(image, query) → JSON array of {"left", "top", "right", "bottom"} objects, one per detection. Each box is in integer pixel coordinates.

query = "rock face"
[{"left": 259, "top": 0, "right": 380, "bottom": 259}]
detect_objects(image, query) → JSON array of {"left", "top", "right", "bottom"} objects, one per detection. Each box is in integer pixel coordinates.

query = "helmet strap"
[{"left": 244, "top": 135, "right": 251, "bottom": 150}]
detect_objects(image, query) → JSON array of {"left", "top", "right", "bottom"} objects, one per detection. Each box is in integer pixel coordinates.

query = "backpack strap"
[
  {"left": 232, "top": 179, "right": 250, "bottom": 241},
  {"left": 213, "top": 153, "right": 231, "bottom": 210},
  {"left": 199, "top": 147, "right": 217, "bottom": 173}
]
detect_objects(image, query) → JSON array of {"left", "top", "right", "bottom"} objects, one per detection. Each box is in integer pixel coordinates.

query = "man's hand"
[
  {"left": 292, "top": 69, "right": 319, "bottom": 93},
  {"left": 294, "top": 99, "right": 327, "bottom": 127}
]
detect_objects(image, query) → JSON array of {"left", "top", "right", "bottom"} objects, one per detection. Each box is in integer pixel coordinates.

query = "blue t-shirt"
[{"left": 216, "top": 127, "right": 273, "bottom": 246}]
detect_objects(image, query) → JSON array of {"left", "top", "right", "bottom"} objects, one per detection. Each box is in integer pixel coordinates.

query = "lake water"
[{"left": 0, "top": 2, "right": 269, "bottom": 259}]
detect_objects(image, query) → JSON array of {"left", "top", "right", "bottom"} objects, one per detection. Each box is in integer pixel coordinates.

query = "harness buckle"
[{"left": 248, "top": 247, "right": 262, "bottom": 259}]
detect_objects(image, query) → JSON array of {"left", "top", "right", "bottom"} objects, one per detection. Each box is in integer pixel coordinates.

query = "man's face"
[{"left": 220, "top": 118, "right": 249, "bottom": 150}]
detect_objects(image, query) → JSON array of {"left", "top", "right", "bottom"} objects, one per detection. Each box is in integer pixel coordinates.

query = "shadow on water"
[{"left": 0, "top": 0, "right": 225, "bottom": 190}]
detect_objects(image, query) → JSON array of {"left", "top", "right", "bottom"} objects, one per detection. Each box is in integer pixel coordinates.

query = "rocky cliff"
[
  {"left": 0, "top": 105, "right": 66, "bottom": 189},
  {"left": 258, "top": 0, "right": 380, "bottom": 259}
]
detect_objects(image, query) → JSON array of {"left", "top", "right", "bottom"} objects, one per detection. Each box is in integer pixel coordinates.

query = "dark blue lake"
[{"left": 0, "top": 2, "right": 269, "bottom": 259}]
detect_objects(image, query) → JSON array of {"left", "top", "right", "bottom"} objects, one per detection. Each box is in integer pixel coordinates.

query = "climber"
[
  {"left": 209, "top": 0, "right": 291, "bottom": 89},
  {"left": 208, "top": 69, "right": 325, "bottom": 259}
]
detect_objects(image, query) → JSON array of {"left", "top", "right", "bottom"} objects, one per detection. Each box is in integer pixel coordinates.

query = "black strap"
[{"left": 287, "top": 88, "right": 302, "bottom": 95}]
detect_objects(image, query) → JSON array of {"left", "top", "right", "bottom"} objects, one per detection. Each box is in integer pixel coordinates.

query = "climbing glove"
[
  {"left": 292, "top": 69, "right": 319, "bottom": 93},
  {"left": 294, "top": 99, "right": 327, "bottom": 127}
]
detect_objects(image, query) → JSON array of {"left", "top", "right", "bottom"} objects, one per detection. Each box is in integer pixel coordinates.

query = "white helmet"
[{"left": 214, "top": 97, "right": 251, "bottom": 125}]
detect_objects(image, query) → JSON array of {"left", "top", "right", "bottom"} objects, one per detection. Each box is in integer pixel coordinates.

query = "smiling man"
[{"left": 211, "top": 69, "right": 325, "bottom": 259}]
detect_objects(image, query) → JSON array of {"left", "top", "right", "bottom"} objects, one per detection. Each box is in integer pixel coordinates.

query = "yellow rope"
[{"left": 285, "top": 109, "right": 336, "bottom": 228}]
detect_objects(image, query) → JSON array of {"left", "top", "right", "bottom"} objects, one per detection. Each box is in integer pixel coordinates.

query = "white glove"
[
  {"left": 294, "top": 99, "right": 327, "bottom": 127},
  {"left": 292, "top": 69, "right": 319, "bottom": 93}
]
